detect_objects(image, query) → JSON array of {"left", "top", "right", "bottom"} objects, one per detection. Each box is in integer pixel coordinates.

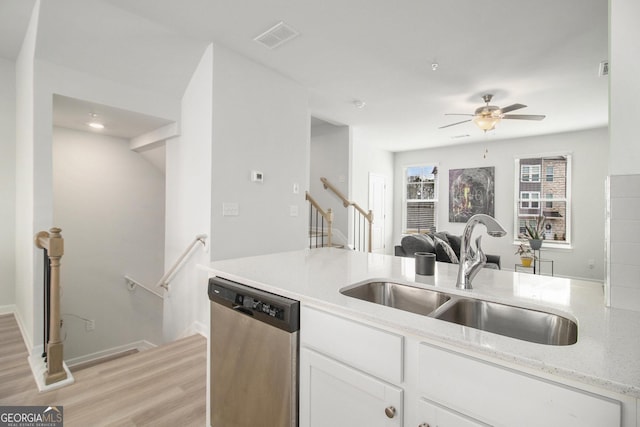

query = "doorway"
[{"left": 369, "top": 173, "right": 386, "bottom": 254}]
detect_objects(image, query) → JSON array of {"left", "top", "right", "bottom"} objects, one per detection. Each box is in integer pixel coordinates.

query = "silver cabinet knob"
[
  {"left": 418, "top": 424, "right": 430, "bottom": 427},
  {"left": 385, "top": 406, "right": 396, "bottom": 418}
]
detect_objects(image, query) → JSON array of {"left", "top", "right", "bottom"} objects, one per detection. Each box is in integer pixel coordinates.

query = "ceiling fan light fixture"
[{"left": 473, "top": 115, "right": 500, "bottom": 131}]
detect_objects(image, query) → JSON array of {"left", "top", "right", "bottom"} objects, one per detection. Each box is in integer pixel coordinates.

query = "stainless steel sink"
[
  {"left": 340, "top": 281, "right": 451, "bottom": 316},
  {"left": 340, "top": 281, "right": 578, "bottom": 346},
  {"left": 433, "top": 298, "right": 578, "bottom": 346}
]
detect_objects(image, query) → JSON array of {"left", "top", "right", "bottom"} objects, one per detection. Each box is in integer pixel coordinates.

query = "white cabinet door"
[
  {"left": 300, "top": 348, "right": 403, "bottom": 427},
  {"left": 418, "top": 342, "right": 621, "bottom": 427},
  {"left": 417, "top": 398, "right": 487, "bottom": 427}
]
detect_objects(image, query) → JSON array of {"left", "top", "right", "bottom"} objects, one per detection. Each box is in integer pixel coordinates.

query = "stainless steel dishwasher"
[{"left": 208, "top": 276, "right": 300, "bottom": 427}]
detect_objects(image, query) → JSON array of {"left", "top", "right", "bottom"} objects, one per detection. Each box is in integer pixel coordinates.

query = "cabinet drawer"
[
  {"left": 418, "top": 342, "right": 621, "bottom": 427},
  {"left": 417, "top": 398, "right": 488, "bottom": 427},
  {"left": 301, "top": 306, "right": 403, "bottom": 383}
]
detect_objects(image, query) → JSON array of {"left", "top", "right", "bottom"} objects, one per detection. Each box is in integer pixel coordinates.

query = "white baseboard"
[
  {"left": 27, "top": 352, "right": 75, "bottom": 393},
  {"left": 1, "top": 307, "right": 71, "bottom": 393},
  {"left": 0, "top": 304, "right": 16, "bottom": 315},
  {"left": 178, "top": 321, "right": 209, "bottom": 339},
  {"left": 192, "top": 320, "right": 208, "bottom": 338},
  {"left": 65, "top": 339, "right": 157, "bottom": 368},
  {"left": 13, "top": 309, "right": 34, "bottom": 353}
]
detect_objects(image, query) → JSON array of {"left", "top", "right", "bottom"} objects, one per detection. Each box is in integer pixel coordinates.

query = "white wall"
[
  {"left": 393, "top": 127, "right": 609, "bottom": 281},
  {"left": 53, "top": 127, "right": 165, "bottom": 358},
  {"left": 310, "top": 123, "right": 350, "bottom": 240},
  {"left": 607, "top": 0, "right": 640, "bottom": 310},
  {"left": 162, "top": 43, "right": 310, "bottom": 341},
  {"left": 163, "top": 44, "right": 213, "bottom": 341},
  {"left": 610, "top": 0, "right": 640, "bottom": 176},
  {"left": 0, "top": 58, "right": 16, "bottom": 311},
  {"left": 14, "top": 0, "right": 39, "bottom": 350},
  {"left": 15, "top": 23, "right": 180, "bottom": 352},
  {"left": 351, "top": 128, "right": 395, "bottom": 254},
  {"left": 210, "top": 44, "right": 310, "bottom": 260}
]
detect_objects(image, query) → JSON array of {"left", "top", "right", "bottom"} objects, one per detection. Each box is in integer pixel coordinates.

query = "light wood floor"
[{"left": 0, "top": 314, "right": 207, "bottom": 426}]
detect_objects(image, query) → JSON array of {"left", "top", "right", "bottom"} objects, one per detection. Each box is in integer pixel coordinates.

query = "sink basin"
[
  {"left": 340, "top": 281, "right": 451, "bottom": 316},
  {"left": 340, "top": 281, "right": 577, "bottom": 346},
  {"left": 434, "top": 298, "right": 578, "bottom": 346}
]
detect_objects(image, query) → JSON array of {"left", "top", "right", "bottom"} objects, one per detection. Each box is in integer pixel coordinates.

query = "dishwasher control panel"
[
  {"left": 208, "top": 276, "right": 299, "bottom": 332},
  {"left": 235, "top": 293, "right": 286, "bottom": 320}
]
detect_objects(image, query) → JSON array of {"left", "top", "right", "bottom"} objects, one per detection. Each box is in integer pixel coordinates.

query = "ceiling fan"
[{"left": 439, "top": 94, "right": 546, "bottom": 132}]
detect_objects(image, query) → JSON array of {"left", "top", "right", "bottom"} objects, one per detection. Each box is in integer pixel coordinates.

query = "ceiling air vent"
[
  {"left": 598, "top": 60, "right": 609, "bottom": 77},
  {"left": 254, "top": 21, "right": 300, "bottom": 50}
]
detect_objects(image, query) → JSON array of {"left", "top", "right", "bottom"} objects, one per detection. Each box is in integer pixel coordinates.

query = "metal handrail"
[
  {"left": 157, "top": 234, "right": 207, "bottom": 290},
  {"left": 125, "top": 275, "right": 164, "bottom": 298}
]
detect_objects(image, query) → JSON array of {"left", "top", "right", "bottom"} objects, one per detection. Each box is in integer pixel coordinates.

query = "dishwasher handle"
[{"left": 232, "top": 305, "right": 254, "bottom": 316}]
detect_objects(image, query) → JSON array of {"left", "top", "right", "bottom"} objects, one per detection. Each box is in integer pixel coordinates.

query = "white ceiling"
[
  {"left": 52, "top": 95, "right": 173, "bottom": 139},
  {"left": 1, "top": 0, "right": 609, "bottom": 152}
]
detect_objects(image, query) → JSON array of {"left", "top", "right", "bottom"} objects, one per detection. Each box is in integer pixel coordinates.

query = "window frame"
[
  {"left": 521, "top": 164, "right": 541, "bottom": 183},
  {"left": 519, "top": 191, "right": 540, "bottom": 209},
  {"left": 514, "top": 154, "right": 572, "bottom": 248},
  {"left": 402, "top": 164, "right": 438, "bottom": 234}
]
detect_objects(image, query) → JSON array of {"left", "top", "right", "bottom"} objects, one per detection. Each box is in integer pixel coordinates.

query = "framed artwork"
[{"left": 449, "top": 167, "right": 495, "bottom": 223}]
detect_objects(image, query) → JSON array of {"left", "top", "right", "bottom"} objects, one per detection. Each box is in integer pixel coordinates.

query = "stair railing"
[
  {"left": 34, "top": 227, "right": 67, "bottom": 385},
  {"left": 157, "top": 234, "right": 207, "bottom": 290},
  {"left": 320, "top": 177, "right": 374, "bottom": 252},
  {"left": 305, "top": 191, "right": 333, "bottom": 249}
]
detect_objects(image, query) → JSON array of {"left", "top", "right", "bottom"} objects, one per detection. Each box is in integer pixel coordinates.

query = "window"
[
  {"left": 514, "top": 155, "right": 571, "bottom": 246},
  {"left": 545, "top": 193, "right": 553, "bottom": 208},
  {"left": 404, "top": 165, "right": 437, "bottom": 233},
  {"left": 520, "top": 191, "right": 540, "bottom": 209},
  {"left": 546, "top": 165, "right": 554, "bottom": 182},
  {"left": 521, "top": 165, "right": 541, "bottom": 182}
]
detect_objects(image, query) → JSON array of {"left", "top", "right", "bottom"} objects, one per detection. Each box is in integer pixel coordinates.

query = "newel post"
[{"left": 35, "top": 227, "right": 67, "bottom": 385}]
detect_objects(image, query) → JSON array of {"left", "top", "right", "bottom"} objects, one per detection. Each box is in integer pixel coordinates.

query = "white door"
[
  {"left": 369, "top": 173, "right": 386, "bottom": 253},
  {"left": 300, "top": 348, "right": 403, "bottom": 427}
]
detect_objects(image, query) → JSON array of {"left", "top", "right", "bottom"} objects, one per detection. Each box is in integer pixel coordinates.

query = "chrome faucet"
[{"left": 456, "top": 214, "right": 507, "bottom": 289}]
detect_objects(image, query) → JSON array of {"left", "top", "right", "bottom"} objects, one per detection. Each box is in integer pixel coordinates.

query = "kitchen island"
[{"left": 205, "top": 248, "right": 640, "bottom": 426}]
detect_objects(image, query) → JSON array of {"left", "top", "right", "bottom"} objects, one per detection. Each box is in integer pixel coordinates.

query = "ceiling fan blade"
[
  {"left": 502, "top": 114, "right": 545, "bottom": 120},
  {"left": 500, "top": 103, "right": 527, "bottom": 114},
  {"left": 439, "top": 119, "right": 472, "bottom": 129}
]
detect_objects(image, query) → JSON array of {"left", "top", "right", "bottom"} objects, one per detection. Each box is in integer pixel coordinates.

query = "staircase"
[{"left": 306, "top": 177, "right": 373, "bottom": 252}]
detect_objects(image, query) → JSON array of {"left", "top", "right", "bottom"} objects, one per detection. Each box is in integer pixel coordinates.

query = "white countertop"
[{"left": 205, "top": 248, "right": 640, "bottom": 398}]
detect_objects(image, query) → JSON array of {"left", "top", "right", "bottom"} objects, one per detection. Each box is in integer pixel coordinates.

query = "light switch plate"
[{"left": 223, "top": 202, "right": 239, "bottom": 216}]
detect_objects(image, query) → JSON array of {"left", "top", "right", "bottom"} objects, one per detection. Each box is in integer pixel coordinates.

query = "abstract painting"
[{"left": 449, "top": 167, "right": 495, "bottom": 223}]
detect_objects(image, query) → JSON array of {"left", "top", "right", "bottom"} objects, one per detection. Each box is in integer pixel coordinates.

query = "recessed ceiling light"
[
  {"left": 353, "top": 100, "right": 366, "bottom": 109},
  {"left": 87, "top": 113, "right": 104, "bottom": 129}
]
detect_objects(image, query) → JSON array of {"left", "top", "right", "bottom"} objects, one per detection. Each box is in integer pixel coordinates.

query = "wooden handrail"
[
  {"left": 305, "top": 192, "right": 334, "bottom": 223},
  {"left": 320, "top": 177, "right": 374, "bottom": 223},
  {"left": 305, "top": 192, "right": 333, "bottom": 248},
  {"left": 320, "top": 177, "right": 350, "bottom": 208},
  {"left": 34, "top": 227, "right": 67, "bottom": 385},
  {"left": 320, "top": 177, "right": 373, "bottom": 252}
]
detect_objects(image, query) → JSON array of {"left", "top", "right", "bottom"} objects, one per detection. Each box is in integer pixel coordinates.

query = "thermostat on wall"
[{"left": 251, "top": 170, "right": 264, "bottom": 183}]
